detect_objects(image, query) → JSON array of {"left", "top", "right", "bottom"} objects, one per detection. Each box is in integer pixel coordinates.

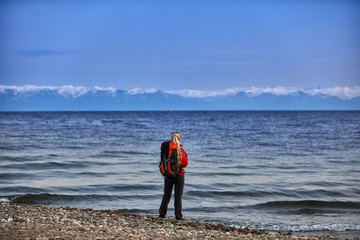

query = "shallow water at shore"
[{"left": 0, "top": 111, "right": 359, "bottom": 237}]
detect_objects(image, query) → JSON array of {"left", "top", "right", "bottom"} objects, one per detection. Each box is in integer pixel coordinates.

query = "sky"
[{"left": 0, "top": 0, "right": 359, "bottom": 92}]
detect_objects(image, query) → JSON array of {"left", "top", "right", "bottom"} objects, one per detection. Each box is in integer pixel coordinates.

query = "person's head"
[
  {"left": 171, "top": 131, "right": 182, "bottom": 165},
  {"left": 171, "top": 131, "right": 180, "bottom": 142}
]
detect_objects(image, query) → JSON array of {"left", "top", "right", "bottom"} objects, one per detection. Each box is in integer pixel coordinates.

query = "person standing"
[{"left": 159, "top": 132, "right": 188, "bottom": 222}]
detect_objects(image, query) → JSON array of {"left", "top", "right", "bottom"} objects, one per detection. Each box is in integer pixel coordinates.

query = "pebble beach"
[{"left": 1, "top": 202, "right": 357, "bottom": 240}]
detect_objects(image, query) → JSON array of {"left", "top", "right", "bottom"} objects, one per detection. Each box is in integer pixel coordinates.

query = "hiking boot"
[
  {"left": 174, "top": 219, "right": 186, "bottom": 225},
  {"left": 174, "top": 219, "right": 187, "bottom": 231},
  {"left": 158, "top": 217, "right": 164, "bottom": 224}
]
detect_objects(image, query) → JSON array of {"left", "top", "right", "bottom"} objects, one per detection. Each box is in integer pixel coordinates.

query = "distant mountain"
[{"left": 0, "top": 86, "right": 359, "bottom": 111}]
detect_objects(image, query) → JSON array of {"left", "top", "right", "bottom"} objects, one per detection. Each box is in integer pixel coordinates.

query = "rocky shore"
[{"left": 0, "top": 202, "right": 356, "bottom": 240}]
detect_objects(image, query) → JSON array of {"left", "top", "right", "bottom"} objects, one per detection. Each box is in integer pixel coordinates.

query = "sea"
[{"left": 0, "top": 111, "right": 359, "bottom": 238}]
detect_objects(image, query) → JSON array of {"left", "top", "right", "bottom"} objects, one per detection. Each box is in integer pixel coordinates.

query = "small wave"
[
  {"left": 0, "top": 155, "right": 45, "bottom": 162},
  {"left": 91, "top": 150, "right": 150, "bottom": 158},
  {"left": 124, "top": 122, "right": 147, "bottom": 128},
  {"left": 101, "top": 119, "right": 123, "bottom": 124},
  {"left": 0, "top": 173, "right": 36, "bottom": 182},
  {"left": 48, "top": 154, "right": 59, "bottom": 157},
  {"left": 184, "top": 205, "right": 242, "bottom": 213},
  {"left": 203, "top": 154, "right": 228, "bottom": 158},
  {"left": 273, "top": 165, "right": 298, "bottom": 170},
  {"left": 186, "top": 189, "right": 347, "bottom": 199},
  {"left": 256, "top": 142, "right": 279, "bottom": 147},
  {"left": 77, "top": 171, "right": 118, "bottom": 177},
  {"left": 1, "top": 160, "right": 115, "bottom": 170},
  {"left": 76, "top": 183, "right": 160, "bottom": 193},
  {"left": 186, "top": 190, "right": 283, "bottom": 198},
  {"left": 198, "top": 172, "right": 256, "bottom": 177},
  {"left": 0, "top": 198, "right": 10, "bottom": 202},
  {"left": 254, "top": 200, "right": 360, "bottom": 209},
  {"left": 1, "top": 161, "right": 82, "bottom": 170},
  {"left": 0, "top": 186, "right": 49, "bottom": 194},
  {"left": 263, "top": 223, "right": 360, "bottom": 232},
  {"left": 285, "top": 208, "right": 348, "bottom": 215},
  {"left": 107, "top": 184, "right": 158, "bottom": 192},
  {"left": 4, "top": 193, "right": 160, "bottom": 205},
  {"left": 111, "top": 150, "right": 149, "bottom": 155},
  {"left": 304, "top": 181, "right": 346, "bottom": 188},
  {"left": 7, "top": 193, "right": 117, "bottom": 205}
]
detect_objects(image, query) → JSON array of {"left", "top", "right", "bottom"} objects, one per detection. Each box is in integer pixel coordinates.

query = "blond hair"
[{"left": 171, "top": 132, "right": 182, "bottom": 166}]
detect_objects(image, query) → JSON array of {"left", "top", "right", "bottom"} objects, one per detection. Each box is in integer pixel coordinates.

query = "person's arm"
[{"left": 181, "top": 148, "right": 188, "bottom": 168}]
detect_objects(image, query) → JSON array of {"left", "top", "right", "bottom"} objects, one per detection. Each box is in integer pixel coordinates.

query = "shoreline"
[{"left": 1, "top": 202, "right": 358, "bottom": 240}]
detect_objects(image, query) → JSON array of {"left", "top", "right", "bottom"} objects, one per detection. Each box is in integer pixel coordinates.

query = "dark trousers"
[{"left": 159, "top": 175, "right": 184, "bottom": 220}]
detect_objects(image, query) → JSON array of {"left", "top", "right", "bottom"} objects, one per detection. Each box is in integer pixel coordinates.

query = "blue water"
[{"left": 0, "top": 111, "right": 359, "bottom": 237}]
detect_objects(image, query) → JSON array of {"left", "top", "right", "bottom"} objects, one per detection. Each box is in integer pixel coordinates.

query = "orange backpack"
[{"left": 159, "top": 141, "right": 182, "bottom": 177}]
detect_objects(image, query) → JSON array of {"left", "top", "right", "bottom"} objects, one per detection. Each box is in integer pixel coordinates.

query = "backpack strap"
[
  {"left": 161, "top": 141, "right": 170, "bottom": 161},
  {"left": 168, "top": 141, "right": 178, "bottom": 159}
]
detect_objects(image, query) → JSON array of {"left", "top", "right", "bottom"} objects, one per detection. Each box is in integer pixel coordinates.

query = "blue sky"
[{"left": 0, "top": 0, "right": 359, "bottom": 91}]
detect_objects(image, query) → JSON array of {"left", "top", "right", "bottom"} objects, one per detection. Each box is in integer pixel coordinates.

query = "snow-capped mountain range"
[{"left": 1, "top": 85, "right": 359, "bottom": 110}]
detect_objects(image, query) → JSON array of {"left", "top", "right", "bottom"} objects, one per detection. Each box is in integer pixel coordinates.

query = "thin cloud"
[
  {"left": 56, "top": 85, "right": 89, "bottom": 98},
  {"left": 127, "top": 88, "right": 158, "bottom": 95},
  {"left": 0, "top": 85, "right": 89, "bottom": 98},
  {"left": 166, "top": 86, "right": 360, "bottom": 100},
  {"left": 307, "top": 86, "right": 360, "bottom": 100},
  {"left": 165, "top": 88, "right": 242, "bottom": 98},
  {"left": 244, "top": 87, "right": 300, "bottom": 96},
  {"left": 94, "top": 86, "right": 117, "bottom": 96}
]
